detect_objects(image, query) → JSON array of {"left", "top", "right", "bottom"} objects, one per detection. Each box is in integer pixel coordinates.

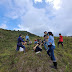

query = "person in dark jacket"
[
  {"left": 33, "top": 39, "right": 42, "bottom": 54},
  {"left": 16, "top": 34, "right": 26, "bottom": 53}
]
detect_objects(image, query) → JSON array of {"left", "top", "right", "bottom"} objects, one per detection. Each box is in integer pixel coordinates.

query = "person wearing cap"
[
  {"left": 44, "top": 31, "right": 49, "bottom": 51},
  {"left": 47, "top": 32, "right": 57, "bottom": 69},
  {"left": 16, "top": 34, "right": 26, "bottom": 53},
  {"left": 58, "top": 33, "right": 63, "bottom": 48}
]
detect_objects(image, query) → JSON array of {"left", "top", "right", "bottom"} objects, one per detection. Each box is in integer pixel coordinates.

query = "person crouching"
[
  {"left": 16, "top": 34, "right": 27, "bottom": 53},
  {"left": 33, "top": 39, "right": 42, "bottom": 54}
]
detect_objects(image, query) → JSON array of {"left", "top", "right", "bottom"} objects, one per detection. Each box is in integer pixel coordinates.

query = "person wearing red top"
[{"left": 58, "top": 33, "right": 63, "bottom": 48}]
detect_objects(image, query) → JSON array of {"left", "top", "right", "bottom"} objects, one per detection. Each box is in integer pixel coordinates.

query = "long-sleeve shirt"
[
  {"left": 48, "top": 35, "right": 55, "bottom": 46},
  {"left": 17, "top": 36, "right": 24, "bottom": 43}
]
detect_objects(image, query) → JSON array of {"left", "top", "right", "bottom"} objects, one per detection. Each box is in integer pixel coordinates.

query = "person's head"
[
  {"left": 59, "top": 33, "right": 61, "bottom": 36},
  {"left": 44, "top": 31, "right": 47, "bottom": 35},
  {"left": 48, "top": 32, "right": 53, "bottom": 36},
  {"left": 35, "top": 39, "right": 37, "bottom": 41},
  {"left": 27, "top": 34, "right": 28, "bottom": 36},
  {"left": 19, "top": 34, "right": 22, "bottom": 37}
]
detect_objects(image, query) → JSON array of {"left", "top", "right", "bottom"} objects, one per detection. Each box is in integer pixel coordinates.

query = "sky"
[{"left": 0, "top": 0, "right": 72, "bottom": 36}]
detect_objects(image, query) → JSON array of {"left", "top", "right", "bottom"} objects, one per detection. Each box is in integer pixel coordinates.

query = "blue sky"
[{"left": 0, "top": 0, "right": 72, "bottom": 36}]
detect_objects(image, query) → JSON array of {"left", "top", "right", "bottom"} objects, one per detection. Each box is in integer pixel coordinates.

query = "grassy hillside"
[{"left": 0, "top": 29, "right": 72, "bottom": 72}]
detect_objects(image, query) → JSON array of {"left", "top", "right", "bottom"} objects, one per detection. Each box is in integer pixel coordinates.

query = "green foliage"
[{"left": 0, "top": 29, "right": 72, "bottom": 72}]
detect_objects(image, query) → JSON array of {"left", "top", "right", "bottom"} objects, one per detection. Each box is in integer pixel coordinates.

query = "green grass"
[{"left": 0, "top": 29, "right": 72, "bottom": 72}]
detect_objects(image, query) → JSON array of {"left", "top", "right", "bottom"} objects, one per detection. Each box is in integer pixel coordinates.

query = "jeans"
[
  {"left": 44, "top": 41, "right": 48, "bottom": 50},
  {"left": 47, "top": 45, "right": 56, "bottom": 61},
  {"left": 16, "top": 43, "right": 25, "bottom": 52}
]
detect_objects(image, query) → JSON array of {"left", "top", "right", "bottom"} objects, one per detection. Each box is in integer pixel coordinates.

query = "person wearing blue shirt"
[
  {"left": 16, "top": 34, "right": 26, "bottom": 53},
  {"left": 47, "top": 32, "right": 57, "bottom": 69},
  {"left": 25, "top": 34, "right": 30, "bottom": 41}
]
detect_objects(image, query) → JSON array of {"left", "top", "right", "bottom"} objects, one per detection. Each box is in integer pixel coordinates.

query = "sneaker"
[{"left": 36, "top": 51, "right": 41, "bottom": 54}]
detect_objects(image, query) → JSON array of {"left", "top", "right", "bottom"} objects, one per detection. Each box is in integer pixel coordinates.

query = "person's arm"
[
  {"left": 23, "top": 36, "right": 25, "bottom": 39},
  {"left": 45, "top": 35, "right": 49, "bottom": 39},
  {"left": 41, "top": 43, "right": 43, "bottom": 47},
  {"left": 22, "top": 41, "right": 27, "bottom": 45},
  {"left": 20, "top": 37, "right": 25, "bottom": 42},
  {"left": 59, "top": 36, "right": 61, "bottom": 39},
  {"left": 33, "top": 44, "right": 39, "bottom": 50},
  {"left": 49, "top": 42, "right": 52, "bottom": 45}
]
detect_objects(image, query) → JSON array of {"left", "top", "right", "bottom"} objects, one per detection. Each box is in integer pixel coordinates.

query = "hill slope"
[{"left": 0, "top": 29, "right": 72, "bottom": 72}]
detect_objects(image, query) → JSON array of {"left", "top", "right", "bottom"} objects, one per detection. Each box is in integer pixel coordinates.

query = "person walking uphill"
[
  {"left": 58, "top": 33, "right": 63, "bottom": 48},
  {"left": 47, "top": 32, "right": 57, "bottom": 69},
  {"left": 16, "top": 34, "right": 26, "bottom": 53}
]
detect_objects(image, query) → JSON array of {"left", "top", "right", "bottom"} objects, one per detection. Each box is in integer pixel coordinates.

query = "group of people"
[{"left": 16, "top": 31, "right": 63, "bottom": 69}]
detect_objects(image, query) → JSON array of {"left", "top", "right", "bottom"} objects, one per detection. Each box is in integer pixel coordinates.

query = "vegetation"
[{"left": 0, "top": 29, "right": 72, "bottom": 72}]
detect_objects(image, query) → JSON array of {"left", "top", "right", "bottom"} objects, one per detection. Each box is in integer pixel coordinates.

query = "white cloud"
[
  {"left": 0, "top": 24, "right": 7, "bottom": 29},
  {"left": 12, "top": 0, "right": 72, "bottom": 36},
  {"left": 4, "top": 0, "right": 33, "bottom": 19},
  {"left": 14, "top": 7, "right": 51, "bottom": 36},
  {"left": 45, "top": 0, "right": 53, "bottom": 3},
  {"left": 45, "top": 0, "right": 61, "bottom": 10},
  {"left": 34, "top": 0, "right": 43, "bottom": 3},
  {"left": 14, "top": 24, "right": 30, "bottom": 31},
  {"left": 53, "top": 0, "right": 61, "bottom": 10},
  {"left": 0, "top": 0, "right": 72, "bottom": 36}
]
